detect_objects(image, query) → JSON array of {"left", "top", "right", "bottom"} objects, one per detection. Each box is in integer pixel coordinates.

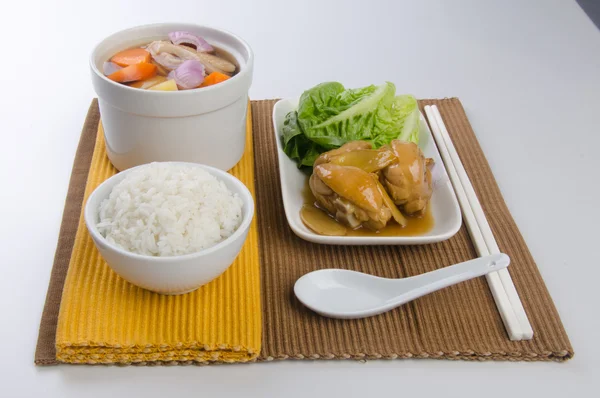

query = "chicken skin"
[
  {"left": 309, "top": 163, "right": 392, "bottom": 230},
  {"left": 381, "top": 140, "right": 433, "bottom": 216},
  {"left": 308, "top": 139, "right": 432, "bottom": 231}
]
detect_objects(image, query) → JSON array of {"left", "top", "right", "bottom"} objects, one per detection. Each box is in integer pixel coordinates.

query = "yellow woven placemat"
[{"left": 54, "top": 106, "right": 261, "bottom": 364}]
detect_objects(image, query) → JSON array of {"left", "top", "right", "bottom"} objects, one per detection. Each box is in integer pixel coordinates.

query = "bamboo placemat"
[{"left": 35, "top": 99, "right": 573, "bottom": 365}]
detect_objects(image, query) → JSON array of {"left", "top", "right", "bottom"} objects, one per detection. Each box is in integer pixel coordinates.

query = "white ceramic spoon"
[{"left": 294, "top": 253, "right": 509, "bottom": 319}]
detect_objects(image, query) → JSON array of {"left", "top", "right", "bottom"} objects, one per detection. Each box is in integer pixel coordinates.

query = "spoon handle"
[{"left": 390, "top": 253, "right": 510, "bottom": 306}]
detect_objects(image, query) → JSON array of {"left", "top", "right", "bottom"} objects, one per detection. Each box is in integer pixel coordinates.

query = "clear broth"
[{"left": 111, "top": 43, "right": 239, "bottom": 84}]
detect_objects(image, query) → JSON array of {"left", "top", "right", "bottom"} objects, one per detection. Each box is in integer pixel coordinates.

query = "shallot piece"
[
  {"left": 168, "top": 60, "right": 205, "bottom": 89},
  {"left": 103, "top": 61, "right": 122, "bottom": 76},
  {"left": 168, "top": 31, "right": 214, "bottom": 52}
]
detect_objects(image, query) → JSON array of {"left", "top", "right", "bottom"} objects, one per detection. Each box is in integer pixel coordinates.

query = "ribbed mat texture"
[
  {"left": 53, "top": 104, "right": 261, "bottom": 364},
  {"left": 35, "top": 99, "right": 572, "bottom": 365},
  {"left": 252, "top": 99, "right": 572, "bottom": 362}
]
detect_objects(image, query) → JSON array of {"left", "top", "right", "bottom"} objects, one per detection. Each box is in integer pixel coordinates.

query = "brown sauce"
[{"left": 302, "top": 178, "right": 434, "bottom": 237}]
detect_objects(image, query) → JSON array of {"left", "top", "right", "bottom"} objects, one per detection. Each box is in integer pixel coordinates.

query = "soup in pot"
[{"left": 103, "top": 31, "right": 239, "bottom": 91}]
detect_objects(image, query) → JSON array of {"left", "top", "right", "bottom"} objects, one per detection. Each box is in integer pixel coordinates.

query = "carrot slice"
[
  {"left": 200, "top": 72, "right": 231, "bottom": 87},
  {"left": 107, "top": 63, "right": 157, "bottom": 83},
  {"left": 110, "top": 48, "right": 151, "bottom": 67}
]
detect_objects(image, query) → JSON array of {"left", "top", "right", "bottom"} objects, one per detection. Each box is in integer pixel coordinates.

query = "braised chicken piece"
[
  {"left": 309, "top": 163, "right": 393, "bottom": 230},
  {"left": 314, "top": 141, "right": 373, "bottom": 166},
  {"left": 307, "top": 139, "right": 432, "bottom": 233},
  {"left": 315, "top": 141, "right": 398, "bottom": 173},
  {"left": 381, "top": 140, "right": 433, "bottom": 216},
  {"left": 309, "top": 141, "right": 408, "bottom": 231}
]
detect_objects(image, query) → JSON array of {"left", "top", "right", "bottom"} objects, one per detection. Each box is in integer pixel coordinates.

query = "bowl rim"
[
  {"left": 84, "top": 161, "right": 255, "bottom": 262},
  {"left": 89, "top": 22, "right": 254, "bottom": 96}
]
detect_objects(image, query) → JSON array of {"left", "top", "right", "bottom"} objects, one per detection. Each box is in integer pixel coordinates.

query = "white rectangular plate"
[{"left": 272, "top": 97, "right": 462, "bottom": 245}]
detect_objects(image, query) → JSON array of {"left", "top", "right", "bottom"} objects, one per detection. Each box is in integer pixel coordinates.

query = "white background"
[{"left": 1, "top": 0, "right": 599, "bottom": 396}]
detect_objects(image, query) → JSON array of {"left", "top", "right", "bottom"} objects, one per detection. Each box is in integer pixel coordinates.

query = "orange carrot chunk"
[
  {"left": 107, "top": 63, "right": 157, "bottom": 83},
  {"left": 110, "top": 48, "right": 151, "bottom": 67},
  {"left": 200, "top": 72, "right": 231, "bottom": 87}
]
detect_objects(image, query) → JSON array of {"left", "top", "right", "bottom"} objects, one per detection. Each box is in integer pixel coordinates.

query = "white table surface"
[{"left": 1, "top": 0, "right": 599, "bottom": 396}]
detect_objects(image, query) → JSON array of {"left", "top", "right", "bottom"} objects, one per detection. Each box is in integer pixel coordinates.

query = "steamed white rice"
[{"left": 96, "top": 163, "right": 243, "bottom": 257}]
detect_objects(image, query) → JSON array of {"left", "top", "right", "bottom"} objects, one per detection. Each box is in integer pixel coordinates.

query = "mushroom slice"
[
  {"left": 197, "top": 52, "right": 236, "bottom": 74},
  {"left": 147, "top": 40, "right": 236, "bottom": 76},
  {"left": 147, "top": 41, "right": 202, "bottom": 71}
]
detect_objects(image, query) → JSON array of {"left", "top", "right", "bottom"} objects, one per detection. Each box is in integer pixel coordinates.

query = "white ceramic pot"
[
  {"left": 90, "top": 23, "right": 254, "bottom": 171},
  {"left": 84, "top": 162, "right": 255, "bottom": 295}
]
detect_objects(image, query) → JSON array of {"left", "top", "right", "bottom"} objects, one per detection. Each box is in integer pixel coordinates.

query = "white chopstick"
[
  {"left": 424, "top": 105, "right": 533, "bottom": 341},
  {"left": 429, "top": 106, "right": 534, "bottom": 340}
]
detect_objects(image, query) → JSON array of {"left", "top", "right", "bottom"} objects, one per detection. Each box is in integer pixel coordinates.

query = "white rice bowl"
[{"left": 96, "top": 163, "right": 244, "bottom": 257}]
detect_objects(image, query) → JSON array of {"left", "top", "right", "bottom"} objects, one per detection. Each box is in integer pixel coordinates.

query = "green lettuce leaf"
[
  {"left": 394, "top": 94, "right": 420, "bottom": 143},
  {"left": 282, "top": 81, "right": 420, "bottom": 167},
  {"left": 281, "top": 110, "right": 325, "bottom": 167}
]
